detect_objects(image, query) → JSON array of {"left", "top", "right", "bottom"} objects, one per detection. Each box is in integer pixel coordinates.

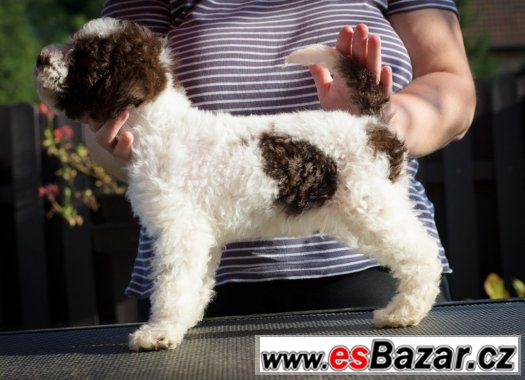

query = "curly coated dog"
[{"left": 35, "top": 18, "right": 442, "bottom": 351}]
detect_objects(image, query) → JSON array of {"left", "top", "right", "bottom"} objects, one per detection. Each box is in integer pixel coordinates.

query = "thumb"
[{"left": 309, "top": 64, "right": 333, "bottom": 100}]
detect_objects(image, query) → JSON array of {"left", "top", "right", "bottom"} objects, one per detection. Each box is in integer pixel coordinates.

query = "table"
[{"left": 1, "top": 299, "right": 523, "bottom": 379}]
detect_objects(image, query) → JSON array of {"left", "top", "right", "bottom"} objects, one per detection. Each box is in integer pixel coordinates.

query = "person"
[{"left": 86, "top": 0, "right": 475, "bottom": 318}]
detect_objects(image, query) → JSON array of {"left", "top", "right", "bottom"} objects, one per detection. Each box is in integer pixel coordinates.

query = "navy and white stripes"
[{"left": 101, "top": 0, "right": 457, "bottom": 298}]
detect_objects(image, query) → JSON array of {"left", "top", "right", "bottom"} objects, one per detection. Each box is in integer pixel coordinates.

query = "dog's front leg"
[{"left": 128, "top": 217, "right": 216, "bottom": 351}]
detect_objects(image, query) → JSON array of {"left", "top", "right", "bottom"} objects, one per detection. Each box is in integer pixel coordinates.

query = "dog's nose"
[{"left": 36, "top": 53, "right": 50, "bottom": 69}]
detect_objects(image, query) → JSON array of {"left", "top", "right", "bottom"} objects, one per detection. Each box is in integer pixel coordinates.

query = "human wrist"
[{"left": 388, "top": 94, "right": 410, "bottom": 142}]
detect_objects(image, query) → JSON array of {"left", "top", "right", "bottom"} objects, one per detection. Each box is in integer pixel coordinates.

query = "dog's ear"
[
  {"left": 109, "top": 22, "right": 169, "bottom": 114},
  {"left": 60, "top": 20, "right": 168, "bottom": 123},
  {"left": 72, "top": 37, "right": 114, "bottom": 88}
]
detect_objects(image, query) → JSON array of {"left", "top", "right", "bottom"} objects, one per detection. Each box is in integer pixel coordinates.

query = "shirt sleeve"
[
  {"left": 101, "top": 0, "right": 171, "bottom": 35},
  {"left": 387, "top": 0, "right": 459, "bottom": 17}
]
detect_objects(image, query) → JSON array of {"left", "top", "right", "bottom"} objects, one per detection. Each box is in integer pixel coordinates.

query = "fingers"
[
  {"left": 346, "top": 24, "right": 388, "bottom": 92},
  {"left": 337, "top": 24, "right": 383, "bottom": 84},
  {"left": 380, "top": 66, "right": 393, "bottom": 97},
  {"left": 113, "top": 131, "right": 134, "bottom": 161},
  {"left": 309, "top": 63, "right": 333, "bottom": 100},
  {"left": 95, "top": 111, "right": 129, "bottom": 152},
  {"left": 367, "top": 34, "right": 382, "bottom": 84},
  {"left": 336, "top": 25, "right": 353, "bottom": 55},
  {"left": 352, "top": 24, "right": 368, "bottom": 63},
  {"left": 90, "top": 110, "right": 133, "bottom": 162}
]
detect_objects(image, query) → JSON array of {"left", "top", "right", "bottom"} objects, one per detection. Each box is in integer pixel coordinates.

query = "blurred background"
[{"left": 0, "top": 0, "right": 524, "bottom": 331}]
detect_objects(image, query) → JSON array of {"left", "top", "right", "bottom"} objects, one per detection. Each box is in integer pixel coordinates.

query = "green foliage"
[
  {"left": 0, "top": 1, "right": 41, "bottom": 103},
  {"left": 0, "top": 0, "right": 102, "bottom": 104},
  {"left": 26, "top": 0, "right": 102, "bottom": 45},
  {"left": 485, "top": 273, "right": 525, "bottom": 299},
  {"left": 457, "top": 0, "right": 499, "bottom": 79}
]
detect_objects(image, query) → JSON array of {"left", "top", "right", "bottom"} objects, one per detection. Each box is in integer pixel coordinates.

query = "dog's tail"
[
  {"left": 287, "top": 45, "right": 404, "bottom": 181},
  {"left": 285, "top": 44, "right": 391, "bottom": 122},
  {"left": 285, "top": 44, "right": 340, "bottom": 73}
]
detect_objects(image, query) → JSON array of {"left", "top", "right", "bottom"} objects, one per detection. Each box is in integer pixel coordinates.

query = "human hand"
[
  {"left": 86, "top": 110, "right": 133, "bottom": 162},
  {"left": 309, "top": 24, "right": 393, "bottom": 113}
]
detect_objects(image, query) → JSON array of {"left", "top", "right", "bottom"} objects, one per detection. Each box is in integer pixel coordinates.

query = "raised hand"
[
  {"left": 87, "top": 110, "right": 133, "bottom": 162},
  {"left": 309, "top": 24, "right": 393, "bottom": 113}
]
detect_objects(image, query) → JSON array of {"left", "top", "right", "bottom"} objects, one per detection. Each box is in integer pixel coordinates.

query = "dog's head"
[{"left": 35, "top": 18, "right": 172, "bottom": 123}]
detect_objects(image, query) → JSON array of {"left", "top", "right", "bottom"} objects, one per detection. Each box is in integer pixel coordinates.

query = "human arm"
[
  {"left": 388, "top": 9, "right": 476, "bottom": 156},
  {"left": 310, "top": 10, "right": 476, "bottom": 157}
]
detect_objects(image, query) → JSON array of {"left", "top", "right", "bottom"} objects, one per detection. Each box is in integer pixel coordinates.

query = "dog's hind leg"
[
  {"left": 128, "top": 213, "right": 216, "bottom": 351},
  {"left": 333, "top": 184, "right": 442, "bottom": 328}
]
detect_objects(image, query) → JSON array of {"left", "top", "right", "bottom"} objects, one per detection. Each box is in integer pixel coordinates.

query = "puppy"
[{"left": 35, "top": 18, "right": 442, "bottom": 352}]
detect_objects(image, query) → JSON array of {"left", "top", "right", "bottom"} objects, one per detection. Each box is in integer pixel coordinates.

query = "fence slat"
[
  {"left": 442, "top": 131, "right": 480, "bottom": 299},
  {"left": 52, "top": 116, "right": 99, "bottom": 326},
  {"left": 61, "top": 218, "right": 99, "bottom": 326},
  {"left": 0, "top": 104, "right": 50, "bottom": 328},
  {"left": 491, "top": 77, "right": 525, "bottom": 285}
]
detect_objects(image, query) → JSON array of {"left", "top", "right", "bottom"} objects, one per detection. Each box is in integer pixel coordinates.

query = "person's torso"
[
  {"left": 166, "top": 0, "right": 412, "bottom": 114},
  {"left": 117, "top": 0, "right": 453, "bottom": 296}
]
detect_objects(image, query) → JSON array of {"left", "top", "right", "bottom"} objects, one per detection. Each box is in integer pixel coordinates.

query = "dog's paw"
[
  {"left": 373, "top": 305, "right": 427, "bottom": 328},
  {"left": 128, "top": 323, "right": 183, "bottom": 352}
]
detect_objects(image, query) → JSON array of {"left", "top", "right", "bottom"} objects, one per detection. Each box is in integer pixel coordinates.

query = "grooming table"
[{"left": 0, "top": 299, "right": 523, "bottom": 379}]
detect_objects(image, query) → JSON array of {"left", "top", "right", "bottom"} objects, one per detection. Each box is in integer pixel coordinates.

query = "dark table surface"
[{"left": 0, "top": 299, "right": 523, "bottom": 379}]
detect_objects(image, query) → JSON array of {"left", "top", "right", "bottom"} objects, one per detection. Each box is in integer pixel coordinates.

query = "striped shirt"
[{"left": 102, "top": 0, "right": 458, "bottom": 298}]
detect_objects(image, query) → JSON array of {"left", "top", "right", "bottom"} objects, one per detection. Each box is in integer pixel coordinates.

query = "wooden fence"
[
  {"left": 0, "top": 107, "right": 139, "bottom": 331},
  {"left": 418, "top": 76, "right": 525, "bottom": 300},
  {"left": 0, "top": 76, "right": 524, "bottom": 330}
]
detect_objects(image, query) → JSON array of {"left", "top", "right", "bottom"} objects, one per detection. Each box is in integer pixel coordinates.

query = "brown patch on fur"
[
  {"left": 336, "top": 55, "right": 391, "bottom": 123},
  {"left": 59, "top": 20, "right": 168, "bottom": 122},
  {"left": 259, "top": 132, "right": 338, "bottom": 215},
  {"left": 366, "top": 124, "right": 407, "bottom": 181},
  {"left": 36, "top": 54, "right": 50, "bottom": 68}
]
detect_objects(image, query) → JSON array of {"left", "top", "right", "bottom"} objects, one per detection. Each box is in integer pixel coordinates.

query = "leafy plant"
[
  {"left": 456, "top": 0, "right": 499, "bottom": 79},
  {"left": 0, "top": 0, "right": 102, "bottom": 104},
  {"left": 38, "top": 102, "right": 125, "bottom": 226},
  {"left": 484, "top": 273, "right": 525, "bottom": 299},
  {"left": 0, "top": 1, "right": 41, "bottom": 103}
]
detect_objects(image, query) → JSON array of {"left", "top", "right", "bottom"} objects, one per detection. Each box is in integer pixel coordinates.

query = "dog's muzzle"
[{"left": 35, "top": 44, "right": 72, "bottom": 93}]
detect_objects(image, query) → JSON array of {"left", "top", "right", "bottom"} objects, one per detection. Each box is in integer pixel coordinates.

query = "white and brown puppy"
[{"left": 35, "top": 18, "right": 442, "bottom": 352}]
